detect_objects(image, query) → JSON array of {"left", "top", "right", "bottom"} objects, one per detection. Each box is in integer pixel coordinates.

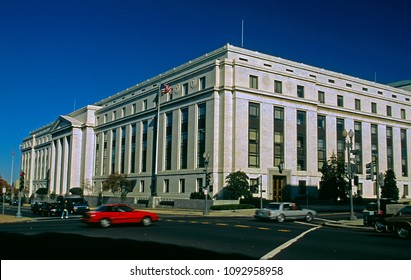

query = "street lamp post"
[
  {"left": 203, "top": 152, "right": 210, "bottom": 215},
  {"left": 342, "top": 129, "right": 357, "bottom": 220}
]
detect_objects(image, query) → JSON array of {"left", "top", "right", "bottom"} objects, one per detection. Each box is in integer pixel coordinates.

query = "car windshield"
[{"left": 266, "top": 203, "right": 280, "bottom": 210}]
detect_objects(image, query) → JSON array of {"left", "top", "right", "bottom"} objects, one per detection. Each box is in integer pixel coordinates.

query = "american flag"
[{"left": 161, "top": 83, "right": 172, "bottom": 95}]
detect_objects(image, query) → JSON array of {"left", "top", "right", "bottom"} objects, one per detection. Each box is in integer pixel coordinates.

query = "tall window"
[
  {"left": 130, "top": 124, "right": 136, "bottom": 173},
  {"left": 297, "top": 85, "right": 304, "bottom": 98},
  {"left": 371, "top": 102, "right": 377, "bottom": 113},
  {"left": 249, "top": 75, "right": 258, "bottom": 89},
  {"left": 182, "top": 83, "right": 188, "bottom": 96},
  {"left": 386, "top": 127, "right": 394, "bottom": 171},
  {"left": 199, "top": 77, "right": 206, "bottom": 90},
  {"left": 180, "top": 108, "right": 188, "bottom": 169},
  {"left": 274, "top": 80, "right": 282, "bottom": 94},
  {"left": 248, "top": 103, "right": 260, "bottom": 168},
  {"left": 401, "top": 109, "right": 406, "bottom": 120},
  {"left": 371, "top": 124, "right": 378, "bottom": 160},
  {"left": 274, "top": 107, "right": 284, "bottom": 167},
  {"left": 141, "top": 121, "right": 148, "bottom": 172},
  {"left": 336, "top": 118, "right": 345, "bottom": 160},
  {"left": 354, "top": 121, "right": 363, "bottom": 174},
  {"left": 197, "top": 103, "right": 206, "bottom": 168},
  {"left": 179, "top": 179, "right": 186, "bottom": 193},
  {"left": 165, "top": 113, "right": 172, "bottom": 170},
  {"left": 337, "top": 95, "right": 344, "bottom": 107},
  {"left": 355, "top": 99, "right": 361, "bottom": 111},
  {"left": 103, "top": 132, "right": 108, "bottom": 174},
  {"left": 297, "top": 111, "right": 307, "bottom": 171},
  {"left": 401, "top": 129, "right": 408, "bottom": 176},
  {"left": 95, "top": 134, "right": 100, "bottom": 175},
  {"left": 318, "top": 91, "right": 325, "bottom": 103},
  {"left": 386, "top": 106, "right": 392, "bottom": 117},
  {"left": 111, "top": 129, "right": 117, "bottom": 173},
  {"left": 317, "top": 115, "right": 326, "bottom": 172},
  {"left": 120, "top": 127, "right": 126, "bottom": 173}
]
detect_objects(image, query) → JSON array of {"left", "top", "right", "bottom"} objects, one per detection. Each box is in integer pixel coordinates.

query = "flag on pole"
[{"left": 161, "top": 83, "right": 172, "bottom": 95}]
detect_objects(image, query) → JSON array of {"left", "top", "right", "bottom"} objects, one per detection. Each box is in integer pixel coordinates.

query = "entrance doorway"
[{"left": 272, "top": 176, "right": 286, "bottom": 202}]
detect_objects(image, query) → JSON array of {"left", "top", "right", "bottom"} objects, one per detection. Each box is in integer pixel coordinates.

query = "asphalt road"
[{"left": 0, "top": 213, "right": 409, "bottom": 260}]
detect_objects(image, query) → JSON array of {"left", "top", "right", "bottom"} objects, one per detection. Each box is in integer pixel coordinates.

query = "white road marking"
[{"left": 260, "top": 225, "right": 322, "bottom": 260}]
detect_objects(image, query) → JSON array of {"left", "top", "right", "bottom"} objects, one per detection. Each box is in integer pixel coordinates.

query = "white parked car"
[{"left": 254, "top": 202, "right": 317, "bottom": 223}]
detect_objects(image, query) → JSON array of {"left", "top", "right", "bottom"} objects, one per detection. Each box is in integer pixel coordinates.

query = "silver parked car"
[{"left": 254, "top": 202, "right": 317, "bottom": 223}]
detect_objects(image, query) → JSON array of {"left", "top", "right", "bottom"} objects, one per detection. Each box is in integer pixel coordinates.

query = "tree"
[
  {"left": 381, "top": 170, "right": 399, "bottom": 201},
  {"left": 102, "top": 173, "right": 132, "bottom": 202},
  {"left": 320, "top": 153, "right": 348, "bottom": 202},
  {"left": 223, "top": 170, "right": 252, "bottom": 200}
]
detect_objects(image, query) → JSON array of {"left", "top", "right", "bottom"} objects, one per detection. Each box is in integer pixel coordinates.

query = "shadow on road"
[{"left": 0, "top": 232, "right": 251, "bottom": 260}]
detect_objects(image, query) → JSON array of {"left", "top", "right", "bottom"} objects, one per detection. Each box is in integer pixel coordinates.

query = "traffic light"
[
  {"left": 365, "top": 162, "right": 374, "bottom": 180},
  {"left": 206, "top": 172, "right": 213, "bottom": 191},
  {"left": 19, "top": 171, "right": 25, "bottom": 191}
]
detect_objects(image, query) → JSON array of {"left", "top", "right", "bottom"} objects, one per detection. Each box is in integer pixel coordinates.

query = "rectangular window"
[
  {"left": 199, "top": 77, "right": 206, "bottom": 90},
  {"left": 371, "top": 102, "right": 377, "bottom": 113},
  {"left": 132, "top": 104, "right": 136, "bottom": 114},
  {"left": 95, "top": 134, "right": 100, "bottom": 175},
  {"left": 404, "top": 185, "right": 409, "bottom": 197},
  {"left": 401, "top": 109, "right": 406, "bottom": 120},
  {"left": 179, "top": 179, "right": 186, "bottom": 193},
  {"left": 164, "top": 179, "right": 170, "bottom": 193},
  {"left": 130, "top": 124, "right": 136, "bottom": 173},
  {"left": 386, "top": 106, "right": 392, "bottom": 117},
  {"left": 249, "top": 103, "right": 260, "bottom": 168},
  {"left": 197, "top": 103, "right": 206, "bottom": 168},
  {"left": 337, "top": 95, "right": 344, "bottom": 107},
  {"left": 180, "top": 108, "right": 188, "bottom": 169},
  {"left": 182, "top": 83, "right": 188, "bottom": 96},
  {"left": 103, "top": 132, "right": 108, "bottom": 174},
  {"left": 274, "top": 80, "right": 282, "bottom": 94},
  {"left": 297, "top": 111, "right": 307, "bottom": 171},
  {"left": 401, "top": 129, "right": 408, "bottom": 176},
  {"left": 336, "top": 118, "right": 345, "bottom": 160},
  {"left": 120, "top": 126, "right": 126, "bottom": 174},
  {"left": 141, "top": 121, "right": 148, "bottom": 173},
  {"left": 274, "top": 107, "right": 284, "bottom": 167},
  {"left": 297, "top": 85, "right": 304, "bottom": 98},
  {"left": 371, "top": 124, "right": 378, "bottom": 162},
  {"left": 111, "top": 129, "right": 117, "bottom": 173},
  {"left": 196, "top": 178, "right": 203, "bottom": 192},
  {"left": 354, "top": 121, "right": 363, "bottom": 174},
  {"left": 355, "top": 99, "right": 361, "bottom": 111},
  {"left": 140, "top": 181, "right": 145, "bottom": 193},
  {"left": 318, "top": 115, "right": 326, "bottom": 172},
  {"left": 387, "top": 127, "right": 394, "bottom": 171},
  {"left": 298, "top": 180, "right": 307, "bottom": 195},
  {"left": 318, "top": 91, "right": 325, "bottom": 103},
  {"left": 165, "top": 113, "right": 172, "bottom": 170},
  {"left": 249, "top": 75, "right": 258, "bottom": 89}
]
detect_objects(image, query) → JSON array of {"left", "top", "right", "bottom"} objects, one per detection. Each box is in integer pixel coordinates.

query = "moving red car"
[{"left": 81, "top": 204, "right": 159, "bottom": 228}]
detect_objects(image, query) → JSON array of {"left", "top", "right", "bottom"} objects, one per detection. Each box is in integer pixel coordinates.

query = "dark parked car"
[
  {"left": 81, "top": 204, "right": 159, "bottom": 228},
  {"left": 31, "top": 201, "right": 46, "bottom": 215},
  {"left": 376, "top": 205, "right": 411, "bottom": 239},
  {"left": 39, "top": 202, "right": 62, "bottom": 217}
]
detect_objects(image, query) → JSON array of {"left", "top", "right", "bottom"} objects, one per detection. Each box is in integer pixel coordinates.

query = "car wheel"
[
  {"left": 277, "top": 214, "right": 285, "bottom": 223},
  {"left": 305, "top": 213, "right": 313, "bottom": 222},
  {"left": 141, "top": 216, "right": 152, "bottom": 227},
  {"left": 396, "top": 225, "right": 410, "bottom": 239},
  {"left": 99, "top": 218, "right": 111, "bottom": 228},
  {"left": 374, "top": 221, "right": 386, "bottom": 233}
]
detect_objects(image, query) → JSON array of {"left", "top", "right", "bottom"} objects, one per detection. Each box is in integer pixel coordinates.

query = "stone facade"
[{"left": 21, "top": 44, "right": 411, "bottom": 201}]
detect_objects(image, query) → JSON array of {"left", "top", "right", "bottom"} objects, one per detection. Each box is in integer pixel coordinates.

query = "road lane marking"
[
  {"left": 216, "top": 223, "right": 229, "bottom": 227},
  {"left": 277, "top": 229, "right": 291, "bottom": 232},
  {"left": 234, "top": 224, "right": 251, "bottom": 228},
  {"left": 257, "top": 227, "right": 271, "bottom": 231},
  {"left": 260, "top": 225, "right": 322, "bottom": 260}
]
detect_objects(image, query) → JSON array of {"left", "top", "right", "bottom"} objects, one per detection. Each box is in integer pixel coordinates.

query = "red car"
[{"left": 81, "top": 204, "right": 159, "bottom": 228}]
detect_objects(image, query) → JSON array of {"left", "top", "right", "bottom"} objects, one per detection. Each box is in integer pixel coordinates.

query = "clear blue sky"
[{"left": 1, "top": 0, "right": 410, "bottom": 184}]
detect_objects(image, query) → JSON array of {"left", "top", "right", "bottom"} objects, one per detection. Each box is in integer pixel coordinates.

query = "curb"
[{"left": 323, "top": 221, "right": 374, "bottom": 231}]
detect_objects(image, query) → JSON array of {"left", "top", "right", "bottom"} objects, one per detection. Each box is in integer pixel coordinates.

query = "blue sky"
[{"left": 1, "top": 0, "right": 410, "bottom": 184}]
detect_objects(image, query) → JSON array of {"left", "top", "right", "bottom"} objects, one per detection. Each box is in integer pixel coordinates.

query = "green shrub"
[
  {"left": 159, "top": 200, "right": 174, "bottom": 206},
  {"left": 190, "top": 192, "right": 211, "bottom": 200}
]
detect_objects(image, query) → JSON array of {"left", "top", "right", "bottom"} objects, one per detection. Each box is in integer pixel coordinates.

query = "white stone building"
[{"left": 21, "top": 44, "right": 411, "bottom": 201}]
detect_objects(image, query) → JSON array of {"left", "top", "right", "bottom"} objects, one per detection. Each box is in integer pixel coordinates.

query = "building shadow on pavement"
[{"left": 0, "top": 232, "right": 251, "bottom": 260}]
